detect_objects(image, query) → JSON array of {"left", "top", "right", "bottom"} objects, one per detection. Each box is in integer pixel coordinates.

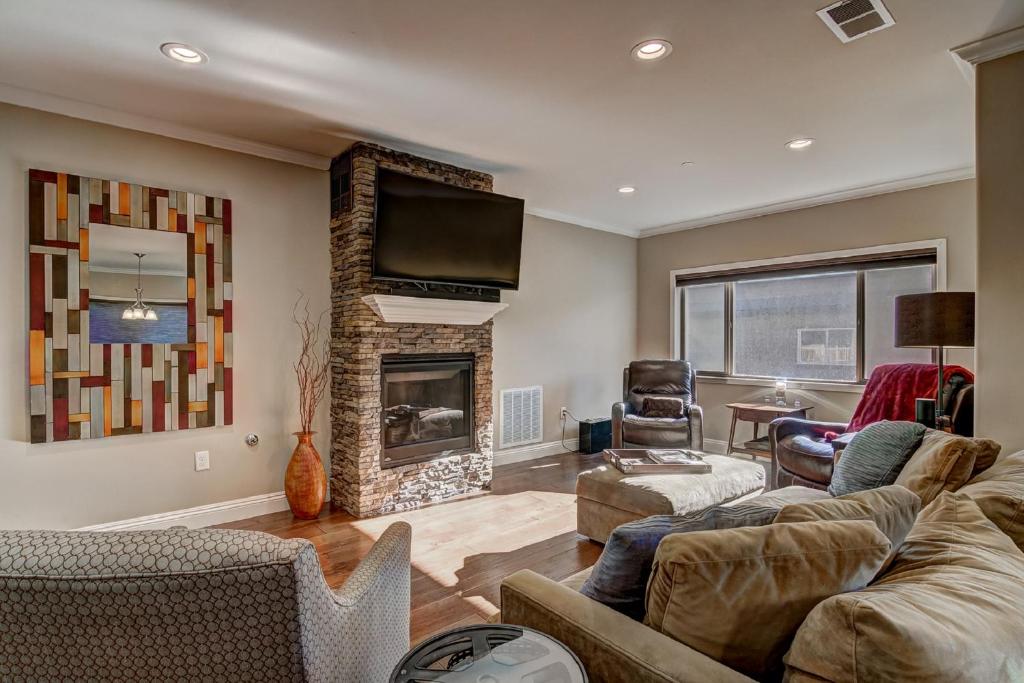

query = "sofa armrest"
[
  {"left": 687, "top": 404, "right": 704, "bottom": 452},
  {"left": 500, "top": 570, "right": 754, "bottom": 683},
  {"left": 611, "top": 401, "right": 632, "bottom": 448}
]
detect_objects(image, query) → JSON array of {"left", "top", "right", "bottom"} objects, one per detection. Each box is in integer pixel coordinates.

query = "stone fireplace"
[
  {"left": 380, "top": 353, "right": 474, "bottom": 469},
  {"left": 330, "top": 142, "right": 495, "bottom": 518}
]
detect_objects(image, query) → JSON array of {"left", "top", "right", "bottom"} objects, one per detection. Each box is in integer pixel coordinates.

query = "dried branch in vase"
[{"left": 292, "top": 293, "right": 331, "bottom": 434}]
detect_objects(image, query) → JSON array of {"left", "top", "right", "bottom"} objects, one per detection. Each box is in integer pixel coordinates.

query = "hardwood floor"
[{"left": 218, "top": 450, "right": 605, "bottom": 643}]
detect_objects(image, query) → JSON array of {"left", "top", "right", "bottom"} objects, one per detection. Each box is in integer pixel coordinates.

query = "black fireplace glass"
[{"left": 381, "top": 354, "right": 474, "bottom": 468}]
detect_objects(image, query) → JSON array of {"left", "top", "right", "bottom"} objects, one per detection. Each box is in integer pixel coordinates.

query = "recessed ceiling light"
[
  {"left": 160, "top": 42, "right": 208, "bottom": 65},
  {"left": 631, "top": 39, "right": 673, "bottom": 61},
  {"left": 618, "top": 186, "right": 636, "bottom": 194},
  {"left": 785, "top": 138, "right": 815, "bottom": 150}
]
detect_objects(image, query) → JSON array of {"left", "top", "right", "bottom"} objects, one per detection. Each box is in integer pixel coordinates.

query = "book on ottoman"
[{"left": 604, "top": 448, "right": 712, "bottom": 474}]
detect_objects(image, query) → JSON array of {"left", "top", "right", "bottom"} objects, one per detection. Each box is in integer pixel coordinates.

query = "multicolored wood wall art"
[{"left": 28, "top": 169, "right": 233, "bottom": 443}]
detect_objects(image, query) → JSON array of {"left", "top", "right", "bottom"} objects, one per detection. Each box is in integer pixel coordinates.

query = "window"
[
  {"left": 683, "top": 283, "right": 726, "bottom": 373},
  {"left": 676, "top": 248, "right": 936, "bottom": 383}
]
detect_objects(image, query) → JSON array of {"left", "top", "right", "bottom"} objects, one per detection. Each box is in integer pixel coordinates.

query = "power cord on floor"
[{"left": 560, "top": 408, "right": 581, "bottom": 452}]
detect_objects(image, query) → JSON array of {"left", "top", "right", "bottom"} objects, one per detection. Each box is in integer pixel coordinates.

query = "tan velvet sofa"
[{"left": 501, "top": 442, "right": 1024, "bottom": 683}]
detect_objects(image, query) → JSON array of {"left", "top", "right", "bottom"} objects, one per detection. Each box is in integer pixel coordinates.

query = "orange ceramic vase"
[{"left": 285, "top": 432, "right": 327, "bottom": 520}]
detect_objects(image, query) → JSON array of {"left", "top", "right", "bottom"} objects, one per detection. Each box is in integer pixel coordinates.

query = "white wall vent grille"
[
  {"left": 499, "top": 386, "right": 543, "bottom": 449},
  {"left": 817, "top": 0, "right": 895, "bottom": 43}
]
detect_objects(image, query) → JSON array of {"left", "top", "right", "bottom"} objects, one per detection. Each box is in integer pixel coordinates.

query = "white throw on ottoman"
[{"left": 575, "top": 454, "right": 766, "bottom": 543}]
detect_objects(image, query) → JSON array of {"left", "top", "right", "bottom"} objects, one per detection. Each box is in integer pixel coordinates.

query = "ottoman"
[{"left": 575, "top": 454, "right": 766, "bottom": 543}]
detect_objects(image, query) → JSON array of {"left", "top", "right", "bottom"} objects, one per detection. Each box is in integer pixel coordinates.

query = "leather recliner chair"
[
  {"left": 769, "top": 381, "right": 974, "bottom": 491},
  {"left": 611, "top": 359, "right": 704, "bottom": 451}
]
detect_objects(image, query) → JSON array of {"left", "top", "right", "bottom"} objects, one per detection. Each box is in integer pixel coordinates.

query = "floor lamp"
[{"left": 894, "top": 292, "right": 976, "bottom": 428}]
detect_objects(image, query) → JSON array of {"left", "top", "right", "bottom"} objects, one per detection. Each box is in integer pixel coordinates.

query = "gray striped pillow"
[
  {"left": 828, "top": 420, "right": 926, "bottom": 497},
  {"left": 578, "top": 503, "right": 781, "bottom": 619}
]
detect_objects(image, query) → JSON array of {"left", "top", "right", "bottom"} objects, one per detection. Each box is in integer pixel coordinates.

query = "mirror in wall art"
[{"left": 27, "top": 169, "right": 233, "bottom": 443}]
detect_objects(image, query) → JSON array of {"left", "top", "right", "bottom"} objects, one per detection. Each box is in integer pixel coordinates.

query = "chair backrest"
[
  {"left": 0, "top": 527, "right": 330, "bottom": 680},
  {"left": 622, "top": 359, "right": 697, "bottom": 414}
]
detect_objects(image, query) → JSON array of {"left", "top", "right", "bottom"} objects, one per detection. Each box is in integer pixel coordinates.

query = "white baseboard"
[
  {"left": 493, "top": 438, "right": 579, "bottom": 465},
  {"left": 76, "top": 491, "right": 290, "bottom": 532}
]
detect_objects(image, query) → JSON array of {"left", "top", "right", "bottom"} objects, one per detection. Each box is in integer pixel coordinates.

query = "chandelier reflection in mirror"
[{"left": 122, "top": 253, "right": 159, "bottom": 321}]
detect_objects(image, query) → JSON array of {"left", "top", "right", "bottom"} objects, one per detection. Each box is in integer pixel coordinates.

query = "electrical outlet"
[
  {"left": 560, "top": 407, "right": 568, "bottom": 421},
  {"left": 194, "top": 450, "right": 210, "bottom": 472}
]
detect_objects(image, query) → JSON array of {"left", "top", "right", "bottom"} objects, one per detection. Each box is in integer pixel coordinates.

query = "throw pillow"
[
  {"left": 784, "top": 492, "right": 1024, "bottom": 683},
  {"left": 578, "top": 502, "right": 782, "bottom": 619},
  {"left": 641, "top": 396, "right": 686, "bottom": 418},
  {"left": 959, "top": 450, "right": 1024, "bottom": 551},
  {"left": 894, "top": 429, "right": 1000, "bottom": 505},
  {"left": 774, "top": 484, "right": 921, "bottom": 569},
  {"left": 827, "top": 421, "right": 925, "bottom": 497},
  {"left": 644, "top": 520, "right": 890, "bottom": 681}
]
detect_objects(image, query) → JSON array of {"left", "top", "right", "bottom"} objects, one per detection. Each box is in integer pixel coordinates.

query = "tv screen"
[{"left": 372, "top": 168, "right": 525, "bottom": 290}]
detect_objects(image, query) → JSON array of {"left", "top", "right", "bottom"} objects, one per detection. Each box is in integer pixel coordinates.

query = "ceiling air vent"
[{"left": 817, "top": 0, "right": 895, "bottom": 43}]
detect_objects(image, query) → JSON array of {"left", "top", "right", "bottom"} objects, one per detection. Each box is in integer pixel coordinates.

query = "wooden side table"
[{"left": 725, "top": 402, "right": 813, "bottom": 460}]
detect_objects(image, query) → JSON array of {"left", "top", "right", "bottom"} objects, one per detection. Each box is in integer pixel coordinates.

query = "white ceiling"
[
  {"left": 2, "top": 1, "right": 1022, "bottom": 237},
  {"left": 89, "top": 224, "right": 187, "bottom": 275}
]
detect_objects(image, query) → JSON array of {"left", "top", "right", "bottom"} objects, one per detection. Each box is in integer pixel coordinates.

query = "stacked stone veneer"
[{"left": 330, "top": 142, "right": 495, "bottom": 517}]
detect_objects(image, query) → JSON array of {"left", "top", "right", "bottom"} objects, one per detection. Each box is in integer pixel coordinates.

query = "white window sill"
[{"left": 696, "top": 375, "right": 866, "bottom": 394}]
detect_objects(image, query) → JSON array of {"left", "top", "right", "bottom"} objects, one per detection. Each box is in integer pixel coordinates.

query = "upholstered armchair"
[
  {"left": 0, "top": 521, "right": 412, "bottom": 682},
  {"left": 612, "top": 359, "right": 704, "bottom": 452},
  {"left": 770, "top": 373, "right": 974, "bottom": 491}
]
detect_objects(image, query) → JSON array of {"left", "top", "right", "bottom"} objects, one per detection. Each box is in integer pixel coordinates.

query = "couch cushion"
[
  {"left": 576, "top": 455, "right": 765, "bottom": 517},
  {"left": 644, "top": 520, "right": 890, "bottom": 681},
  {"left": 641, "top": 396, "right": 686, "bottom": 418},
  {"left": 784, "top": 492, "right": 1024, "bottom": 682},
  {"left": 774, "top": 485, "right": 921, "bottom": 569},
  {"left": 960, "top": 450, "right": 1024, "bottom": 551},
  {"left": 745, "top": 485, "right": 832, "bottom": 508},
  {"left": 626, "top": 359, "right": 694, "bottom": 414},
  {"left": 621, "top": 414, "right": 691, "bottom": 447},
  {"left": 579, "top": 501, "right": 781, "bottom": 619},
  {"left": 826, "top": 421, "right": 925, "bottom": 497},
  {"left": 894, "top": 429, "right": 1000, "bottom": 505}
]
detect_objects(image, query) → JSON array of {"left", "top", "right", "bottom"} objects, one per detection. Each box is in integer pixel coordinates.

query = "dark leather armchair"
[
  {"left": 769, "top": 383, "right": 974, "bottom": 491},
  {"left": 611, "top": 360, "right": 704, "bottom": 451}
]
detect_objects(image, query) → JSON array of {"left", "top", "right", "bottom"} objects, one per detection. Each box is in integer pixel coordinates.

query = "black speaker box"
[{"left": 579, "top": 418, "right": 611, "bottom": 454}]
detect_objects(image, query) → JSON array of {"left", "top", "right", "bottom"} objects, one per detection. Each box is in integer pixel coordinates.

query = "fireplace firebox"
[{"left": 380, "top": 354, "right": 475, "bottom": 468}]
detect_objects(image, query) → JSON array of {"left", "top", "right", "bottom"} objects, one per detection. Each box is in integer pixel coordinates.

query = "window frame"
[{"left": 669, "top": 240, "right": 946, "bottom": 391}]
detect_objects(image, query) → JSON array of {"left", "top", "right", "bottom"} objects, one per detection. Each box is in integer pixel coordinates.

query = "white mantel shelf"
[{"left": 362, "top": 294, "right": 509, "bottom": 326}]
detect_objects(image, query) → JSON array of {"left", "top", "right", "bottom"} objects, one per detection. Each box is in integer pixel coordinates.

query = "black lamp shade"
[{"left": 895, "top": 292, "right": 975, "bottom": 348}]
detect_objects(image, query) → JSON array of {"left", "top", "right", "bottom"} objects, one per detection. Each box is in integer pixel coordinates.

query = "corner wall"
[
  {"left": 0, "top": 103, "right": 330, "bottom": 529},
  {"left": 492, "top": 214, "right": 638, "bottom": 448},
  {"left": 636, "top": 180, "right": 977, "bottom": 444},
  {"left": 976, "top": 50, "right": 1024, "bottom": 452}
]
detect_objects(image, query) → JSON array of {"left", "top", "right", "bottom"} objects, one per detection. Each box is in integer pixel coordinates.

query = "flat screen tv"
[{"left": 372, "top": 168, "right": 525, "bottom": 290}]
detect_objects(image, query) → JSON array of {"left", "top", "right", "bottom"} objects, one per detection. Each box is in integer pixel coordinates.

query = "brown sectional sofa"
[{"left": 501, "top": 436, "right": 1024, "bottom": 682}]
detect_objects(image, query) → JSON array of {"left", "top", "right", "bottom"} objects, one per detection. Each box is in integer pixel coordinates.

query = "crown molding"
[
  {"left": 637, "top": 166, "right": 975, "bottom": 239},
  {"left": 0, "top": 82, "right": 332, "bottom": 170},
  {"left": 950, "top": 25, "right": 1024, "bottom": 84}
]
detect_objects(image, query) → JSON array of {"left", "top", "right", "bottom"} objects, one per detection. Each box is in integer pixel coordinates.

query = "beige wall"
[
  {"left": 976, "top": 50, "right": 1024, "bottom": 453},
  {"left": 0, "top": 104, "right": 331, "bottom": 529},
  {"left": 493, "top": 214, "right": 637, "bottom": 447},
  {"left": 637, "top": 180, "right": 977, "bottom": 444}
]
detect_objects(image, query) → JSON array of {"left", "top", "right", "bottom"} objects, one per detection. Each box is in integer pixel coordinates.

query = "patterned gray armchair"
[{"left": 0, "top": 521, "right": 411, "bottom": 682}]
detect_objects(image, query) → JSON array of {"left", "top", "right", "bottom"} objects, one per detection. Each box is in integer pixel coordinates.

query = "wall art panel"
[{"left": 27, "top": 169, "right": 233, "bottom": 443}]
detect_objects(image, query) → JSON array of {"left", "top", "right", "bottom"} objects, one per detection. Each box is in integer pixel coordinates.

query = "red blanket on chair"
[{"left": 846, "top": 363, "right": 974, "bottom": 433}]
